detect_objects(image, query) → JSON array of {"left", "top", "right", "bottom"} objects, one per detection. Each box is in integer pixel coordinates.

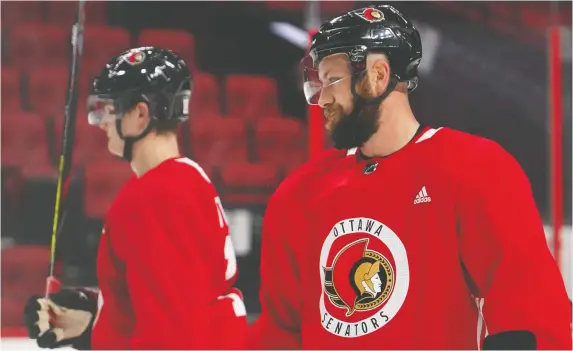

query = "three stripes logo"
[{"left": 413, "top": 186, "right": 431, "bottom": 204}]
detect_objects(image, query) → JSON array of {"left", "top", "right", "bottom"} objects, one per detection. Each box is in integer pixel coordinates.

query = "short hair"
[
  {"left": 128, "top": 101, "right": 180, "bottom": 135},
  {"left": 154, "top": 119, "right": 179, "bottom": 134}
]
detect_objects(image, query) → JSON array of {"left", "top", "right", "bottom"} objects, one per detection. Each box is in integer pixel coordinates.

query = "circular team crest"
[
  {"left": 319, "top": 217, "right": 409, "bottom": 338},
  {"left": 125, "top": 50, "right": 146, "bottom": 65},
  {"left": 357, "top": 8, "right": 385, "bottom": 23}
]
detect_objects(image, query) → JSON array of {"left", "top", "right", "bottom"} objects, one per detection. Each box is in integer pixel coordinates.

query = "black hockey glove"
[
  {"left": 23, "top": 289, "right": 98, "bottom": 350},
  {"left": 483, "top": 330, "right": 536, "bottom": 350}
]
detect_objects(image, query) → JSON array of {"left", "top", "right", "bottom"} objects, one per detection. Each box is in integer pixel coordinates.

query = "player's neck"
[
  {"left": 130, "top": 133, "right": 181, "bottom": 177},
  {"left": 360, "top": 95, "right": 419, "bottom": 158}
]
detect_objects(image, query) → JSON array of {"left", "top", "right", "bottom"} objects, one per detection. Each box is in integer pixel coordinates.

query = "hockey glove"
[
  {"left": 483, "top": 330, "right": 536, "bottom": 350},
  {"left": 23, "top": 289, "right": 98, "bottom": 350}
]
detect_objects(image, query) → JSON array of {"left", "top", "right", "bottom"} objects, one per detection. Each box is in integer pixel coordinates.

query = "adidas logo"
[{"left": 413, "top": 186, "right": 431, "bottom": 204}]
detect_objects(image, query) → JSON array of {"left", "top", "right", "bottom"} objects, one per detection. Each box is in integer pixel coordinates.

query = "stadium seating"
[
  {"left": 1, "top": 2, "right": 43, "bottom": 29},
  {"left": 430, "top": 2, "right": 571, "bottom": 47},
  {"left": 518, "top": 3, "right": 570, "bottom": 29},
  {"left": 80, "top": 62, "right": 107, "bottom": 101},
  {"left": 83, "top": 25, "right": 131, "bottom": 73},
  {"left": 26, "top": 65, "right": 98, "bottom": 113},
  {"left": 320, "top": 1, "right": 356, "bottom": 14},
  {"left": 84, "top": 160, "right": 133, "bottom": 219},
  {"left": 7, "top": 24, "right": 69, "bottom": 69},
  {"left": 264, "top": 1, "right": 355, "bottom": 14},
  {"left": 1, "top": 245, "right": 51, "bottom": 326},
  {"left": 0, "top": 296, "right": 26, "bottom": 328},
  {"left": 137, "top": 28, "right": 197, "bottom": 71},
  {"left": 45, "top": 1, "right": 109, "bottom": 26},
  {"left": 225, "top": 75, "right": 280, "bottom": 120},
  {"left": 265, "top": 1, "right": 305, "bottom": 12},
  {"left": 53, "top": 116, "right": 110, "bottom": 167},
  {"left": 220, "top": 162, "right": 279, "bottom": 205},
  {"left": 27, "top": 66, "right": 69, "bottom": 117},
  {"left": 1, "top": 165, "right": 25, "bottom": 229},
  {"left": 190, "top": 72, "right": 221, "bottom": 116},
  {"left": 1, "top": 245, "right": 50, "bottom": 295},
  {"left": 1, "top": 113, "right": 51, "bottom": 171},
  {"left": 1, "top": 67, "right": 23, "bottom": 114},
  {"left": 253, "top": 116, "right": 306, "bottom": 169},
  {"left": 189, "top": 116, "right": 248, "bottom": 166}
]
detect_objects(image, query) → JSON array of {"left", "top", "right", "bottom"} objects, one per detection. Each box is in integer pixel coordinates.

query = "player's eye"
[
  {"left": 103, "top": 105, "right": 115, "bottom": 115},
  {"left": 323, "top": 77, "right": 344, "bottom": 88}
]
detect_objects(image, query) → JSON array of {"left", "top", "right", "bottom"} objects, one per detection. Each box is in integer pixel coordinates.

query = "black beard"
[{"left": 330, "top": 99, "right": 380, "bottom": 150}]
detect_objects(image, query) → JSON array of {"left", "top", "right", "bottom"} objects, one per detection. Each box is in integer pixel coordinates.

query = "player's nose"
[{"left": 318, "top": 89, "right": 332, "bottom": 108}]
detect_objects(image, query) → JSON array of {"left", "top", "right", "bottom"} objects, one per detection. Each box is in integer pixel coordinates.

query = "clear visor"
[
  {"left": 301, "top": 52, "right": 357, "bottom": 106},
  {"left": 301, "top": 54, "right": 323, "bottom": 105},
  {"left": 87, "top": 95, "right": 118, "bottom": 126}
]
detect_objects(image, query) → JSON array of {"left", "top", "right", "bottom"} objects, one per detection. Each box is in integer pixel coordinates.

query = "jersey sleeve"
[
  {"left": 456, "top": 140, "right": 572, "bottom": 350},
  {"left": 247, "top": 182, "right": 303, "bottom": 349},
  {"left": 121, "top": 178, "right": 218, "bottom": 349}
]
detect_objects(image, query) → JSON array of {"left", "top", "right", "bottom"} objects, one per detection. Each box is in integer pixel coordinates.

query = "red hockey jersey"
[
  {"left": 91, "top": 157, "right": 247, "bottom": 350},
  {"left": 248, "top": 127, "right": 571, "bottom": 350}
]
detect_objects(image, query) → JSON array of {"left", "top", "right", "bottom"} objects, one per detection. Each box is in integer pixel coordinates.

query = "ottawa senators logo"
[
  {"left": 356, "top": 8, "right": 385, "bottom": 23},
  {"left": 122, "top": 50, "right": 146, "bottom": 66},
  {"left": 319, "top": 217, "right": 409, "bottom": 338},
  {"left": 324, "top": 238, "right": 394, "bottom": 317}
]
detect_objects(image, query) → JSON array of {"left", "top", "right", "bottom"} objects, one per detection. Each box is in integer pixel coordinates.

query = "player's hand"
[{"left": 23, "top": 289, "right": 97, "bottom": 349}]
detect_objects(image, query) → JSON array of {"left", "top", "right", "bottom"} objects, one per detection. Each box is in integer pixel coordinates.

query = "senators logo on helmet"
[
  {"left": 125, "top": 50, "right": 146, "bottom": 66},
  {"left": 357, "top": 8, "right": 385, "bottom": 23}
]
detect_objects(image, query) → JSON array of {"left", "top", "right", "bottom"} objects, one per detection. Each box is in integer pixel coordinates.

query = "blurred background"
[{"left": 1, "top": 0, "right": 571, "bottom": 342}]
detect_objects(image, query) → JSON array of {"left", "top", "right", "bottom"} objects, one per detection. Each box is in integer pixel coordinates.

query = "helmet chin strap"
[
  {"left": 350, "top": 70, "right": 398, "bottom": 111},
  {"left": 115, "top": 118, "right": 156, "bottom": 162}
]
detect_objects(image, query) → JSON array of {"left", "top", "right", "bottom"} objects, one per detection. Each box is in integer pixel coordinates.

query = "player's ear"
[
  {"left": 134, "top": 102, "right": 149, "bottom": 119},
  {"left": 369, "top": 55, "right": 391, "bottom": 95},
  {"left": 134, "top": 102, "right": 150, "bottom": 129}
]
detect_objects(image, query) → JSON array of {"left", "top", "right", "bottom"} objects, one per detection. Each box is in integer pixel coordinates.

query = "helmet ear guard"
[
  {"left": 170, "top": 89, "right": 191, "bottom": 121},
  {"left": 159, "top": 77, "right": 192, "bottom": 122}
]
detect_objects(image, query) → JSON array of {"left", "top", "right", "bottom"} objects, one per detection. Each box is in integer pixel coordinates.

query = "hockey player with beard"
[{"left": 247, "top": 5, "right": 572, "bottom": 350}]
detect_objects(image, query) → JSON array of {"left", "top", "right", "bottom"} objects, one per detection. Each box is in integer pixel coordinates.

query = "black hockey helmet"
[
  {"left": 87, "top": 47, "right": 192, "bottom": 160},
  {"left": 301, "top": 5, "right": 422, "bottom": 105}
]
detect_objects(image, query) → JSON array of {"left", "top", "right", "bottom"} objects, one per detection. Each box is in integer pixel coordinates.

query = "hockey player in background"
[
  {"left": 248, "top": 5, "right": 572, "bottom": 350},
  {"left": 23, "top": 47, "right": 247, "bottom": 349}
]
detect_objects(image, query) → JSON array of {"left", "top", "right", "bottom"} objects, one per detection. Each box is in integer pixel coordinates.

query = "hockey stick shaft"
[{"left": 46, "top": 0, "right": 86, "bottom": 297}]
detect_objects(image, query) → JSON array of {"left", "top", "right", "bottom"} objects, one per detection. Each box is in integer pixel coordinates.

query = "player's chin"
[
  {"left": 325, "top": 118, "right": 341, "bottom": 135},
  {"left": 108, "top": 142, "right": 124, "bottom": 158}
]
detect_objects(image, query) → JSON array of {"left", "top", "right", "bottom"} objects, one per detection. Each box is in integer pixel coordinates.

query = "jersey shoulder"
[
  {"left": 425, "top": 127, "right": 510, "bottom": 159},
  {"left": 148, "top": 157, "right": 212, "bottom": 182},
  {"left": 428, "top": 127, "right": 524, "bottom": 181},
  {"left": 138, "top": 157, "right": 216, "bottom": 201},
  {"left": 169, "top": 157, "right": 214, "bottom": 185},
  {"left": 270, "top": 148, "right": 348, "bottom": 206}
]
